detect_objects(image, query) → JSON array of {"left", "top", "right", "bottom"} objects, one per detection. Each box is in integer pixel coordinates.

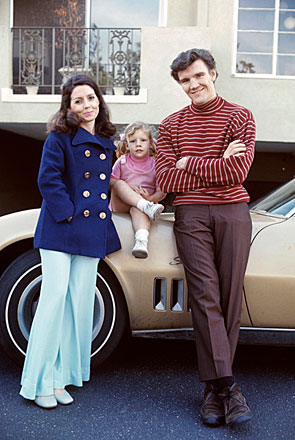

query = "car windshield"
[{"left": 250, "top": 179, "right": 295, "bottom": 217}]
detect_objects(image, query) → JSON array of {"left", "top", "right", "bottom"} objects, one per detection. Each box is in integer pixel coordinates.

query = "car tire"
[{"left": 0, "top": 249, "right": 129, "bottom": 369}]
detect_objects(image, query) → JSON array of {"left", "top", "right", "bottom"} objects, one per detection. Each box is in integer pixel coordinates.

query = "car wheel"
[{"left": 0, "top": 249, "right": 129, "bottom": 368}]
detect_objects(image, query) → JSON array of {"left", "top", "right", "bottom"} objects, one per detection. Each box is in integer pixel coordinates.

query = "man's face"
[{"left": 178, "top": 59, "right": 217, "bottom": 105}]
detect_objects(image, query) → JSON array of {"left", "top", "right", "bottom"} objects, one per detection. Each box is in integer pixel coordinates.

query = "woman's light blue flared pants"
[{"left": 20, "top": 249, "right": 99, "bottom": 400}]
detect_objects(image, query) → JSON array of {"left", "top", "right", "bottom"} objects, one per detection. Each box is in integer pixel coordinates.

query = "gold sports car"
[{"left": 0, "top": 179, "right": 295, "bottom": 367}]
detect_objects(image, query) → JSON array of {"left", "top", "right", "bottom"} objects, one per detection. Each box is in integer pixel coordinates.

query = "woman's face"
[{"left": 69, "top": 84, "right": 99, "bottom": 132}]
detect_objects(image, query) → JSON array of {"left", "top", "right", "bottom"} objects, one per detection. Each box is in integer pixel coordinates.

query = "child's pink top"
[{"left": 111, "top": 153, "right": 157, "bottom": 195}]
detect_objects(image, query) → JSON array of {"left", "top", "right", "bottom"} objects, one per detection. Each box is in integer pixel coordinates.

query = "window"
[
  {"left": 87, "top": 0, "right": 160, "bottom": 94},
  {"left": 236, "top": 0, "right": 295, "bottom": 76},
  {"left": 90, "top": 0, "right": 160, "bottom": 27}
]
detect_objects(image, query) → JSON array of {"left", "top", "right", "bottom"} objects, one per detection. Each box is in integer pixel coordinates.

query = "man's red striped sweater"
[{"left": 155, "top": 95, "right": 255, "bottom": 205}]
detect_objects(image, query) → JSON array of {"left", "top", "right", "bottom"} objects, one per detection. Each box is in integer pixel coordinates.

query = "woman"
[{"left": 20, "top": 74, "right": 121, "bottom": 408}]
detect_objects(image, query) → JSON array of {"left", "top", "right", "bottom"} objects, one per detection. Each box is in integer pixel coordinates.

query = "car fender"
[{"left": 0, "top": 209, "right": 39, "bottom": 251}]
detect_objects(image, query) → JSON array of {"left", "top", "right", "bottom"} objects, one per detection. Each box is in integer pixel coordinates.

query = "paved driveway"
[{"left": 0, "top": 338, "right": 294, "bottom": 439}]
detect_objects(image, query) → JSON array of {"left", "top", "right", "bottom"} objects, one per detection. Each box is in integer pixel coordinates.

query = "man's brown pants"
[{"left": 174, "top": 203, "right": 252, "bottom": 382}]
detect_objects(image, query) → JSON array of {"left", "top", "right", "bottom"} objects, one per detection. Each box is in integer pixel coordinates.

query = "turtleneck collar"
[
  {"left": 128, "top": 152, "right": 151, "bottom": 164},
  {"left": 124, "top": 152, "right": 154, "bottom": 173},
  {"left": 189, "top": 94, "right": 224, "bottom": 115}
]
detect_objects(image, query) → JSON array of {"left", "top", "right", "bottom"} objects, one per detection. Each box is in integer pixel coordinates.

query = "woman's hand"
[{"left": 223, "top": 140, "right": 246, "bottom": 158}]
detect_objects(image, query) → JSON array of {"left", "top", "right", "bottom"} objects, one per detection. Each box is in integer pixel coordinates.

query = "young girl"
[
  {"left": 110, "top": 122, "right": 166, "bottom": 258},
  {"left": 20, "top": 74, "right": 120, "bottom": 408}
]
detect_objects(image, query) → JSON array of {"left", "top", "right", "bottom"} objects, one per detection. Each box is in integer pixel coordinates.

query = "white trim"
[
  {"left": 232, "top": 0, "right": 239, "bottom": 76},
  {"left": 1, "top": 87, "right": 148, "bottom": 103},
  {"left": 84, "top": 0, "right": 91, "bottom": 69},
  {"left": 85, "top": 0, "right": 91, "bottom": 27},
  {"left": 133, "top": 328, "right": 194, "bottom": 335},
  {"left": 158, "top": 0, "right": 168, "bottom": 27},
  {"left": 273, "top": 0, "right": 280, "bottom": 75},
  {"left": 232, "top": 73, "right": 295, "bottom": 79},
  {"left": 240, "top": 326, "right": 295, "bottom": 332},
  {"left": 1, "top": 88, "right": 61, "bottom": 103},
  {"left": 133, "top": 326, "right": 295, "bottom": 335},
  {"left": 9, "top": 0, "right": 13, "bottom": 28},
  {"left": 104, "top": 88, "right": 147, "bottom": 103},
  {"left": 238, "top": 51, "right": 295, "bottom": 56}
]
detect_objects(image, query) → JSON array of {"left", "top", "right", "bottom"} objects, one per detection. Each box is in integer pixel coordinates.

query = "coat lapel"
[{"left": 72, "top": 127, "right": 116, "bottom": 150}]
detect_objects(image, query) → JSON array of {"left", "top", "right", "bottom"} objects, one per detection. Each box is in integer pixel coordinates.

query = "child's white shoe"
[
  {"left": 132, "top": 239, "right": 148, "bottom": 258},
  {"left": 137, "top": 200, "right": 164, "bottom": 221}
]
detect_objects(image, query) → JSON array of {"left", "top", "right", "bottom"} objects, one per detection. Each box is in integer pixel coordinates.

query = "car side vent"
[
  {"left": 153, "top": 278, "right": 167, "bottom": 310},
  {"left": 171, "top": 278, "right": 184, "bottom": 311}
]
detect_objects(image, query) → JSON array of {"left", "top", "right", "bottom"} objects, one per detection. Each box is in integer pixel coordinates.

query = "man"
[{"left": 155, "top": 49, "right": 255, "bottom": 428}]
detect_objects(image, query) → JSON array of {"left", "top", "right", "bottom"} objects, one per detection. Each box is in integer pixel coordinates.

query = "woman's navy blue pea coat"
[{"left": 34, "top": 127, "right": 121, "bottom": 258}]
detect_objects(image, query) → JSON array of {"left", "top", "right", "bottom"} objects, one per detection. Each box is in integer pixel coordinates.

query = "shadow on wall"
[{"left": 0, "top": 130, "right": 43, "bottom": 216}]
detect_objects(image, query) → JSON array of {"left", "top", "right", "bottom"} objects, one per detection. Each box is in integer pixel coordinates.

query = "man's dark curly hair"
[{"left": 170, "top": 48, "right": 218, "bottom": 82}]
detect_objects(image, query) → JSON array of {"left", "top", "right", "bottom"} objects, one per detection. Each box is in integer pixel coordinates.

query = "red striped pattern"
[{"left": 155, "top": 95, "right": 255, "bottom": 205}]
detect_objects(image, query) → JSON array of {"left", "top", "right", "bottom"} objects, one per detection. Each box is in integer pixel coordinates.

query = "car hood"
[
  {"left": 159, "top": 210, "right": 287, "bottom": 241},
  {"left": 250, "top": 210, "right": 287, "bottom": 240}
]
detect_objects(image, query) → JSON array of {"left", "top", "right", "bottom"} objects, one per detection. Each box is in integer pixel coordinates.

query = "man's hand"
[
  {"left": 176, "top": 156, "right": 189, "bottom": 170},
  {"left": 223, "top": 140, "right": 246, "bottom": 158}
]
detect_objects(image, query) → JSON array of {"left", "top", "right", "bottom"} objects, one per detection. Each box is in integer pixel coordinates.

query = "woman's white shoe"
[
  {"left": 34, "top": 395, "right": 57, "bottom": 409},
  {"left": 54, "top": 389, "right": 74, "bottom": 405}
]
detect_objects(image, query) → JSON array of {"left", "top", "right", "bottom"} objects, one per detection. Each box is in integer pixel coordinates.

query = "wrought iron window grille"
[{"left": 12, "top": 26, "right": 141, "bottom": 95}]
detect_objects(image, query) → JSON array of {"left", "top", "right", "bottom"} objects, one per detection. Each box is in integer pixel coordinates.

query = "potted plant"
[{"left": 54, "top": 0, "right": 93, "bottom": 84}]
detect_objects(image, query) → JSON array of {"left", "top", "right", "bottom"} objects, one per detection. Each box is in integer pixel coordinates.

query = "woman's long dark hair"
[{"left": 47, "top": 74, "right": 116, "bottom": 138}]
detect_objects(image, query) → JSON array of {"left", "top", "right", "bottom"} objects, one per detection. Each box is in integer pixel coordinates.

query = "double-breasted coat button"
[
  {"left": 99, "top": 212, "right": 107, "bottom": 219},
  {"left": 99, "top": 153, "right": 106, "bottom": 160},
  {"left": 99, "top": 173, "right": 106, "bottom": 180},
  {"left": 83, "top": 190, "right": 90, "bottom": 198},
  {"left": 84, "top": 171, "right": 90, "bottom": 179},
  {"left": 100, "top": 193, "right": 107, "bottom": 200},
  {"left": 84, "top": 150, "right": 91, "bottom": 157},
  {"left": 83, "top": 210, "right": 90, "bottom": 217}
]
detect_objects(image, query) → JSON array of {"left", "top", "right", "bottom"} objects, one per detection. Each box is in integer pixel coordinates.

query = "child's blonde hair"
[{"left": 116, "top": 121, "right": 156, "bottom": 158}]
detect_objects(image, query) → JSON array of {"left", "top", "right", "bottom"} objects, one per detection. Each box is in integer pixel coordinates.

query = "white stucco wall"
[
  {"left": 208, "top": 1, "right": 295, "bottom": 143},
  {"left": 0, "top": 0, "right": 294, "bottom": 143},
  {"left": 0, "top": 0, "right": 11, "bottom": 89}
]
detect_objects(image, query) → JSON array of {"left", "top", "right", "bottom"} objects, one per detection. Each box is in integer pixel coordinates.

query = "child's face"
[{"left": 127, "top": 129, "right": 151, "bottom": 159}]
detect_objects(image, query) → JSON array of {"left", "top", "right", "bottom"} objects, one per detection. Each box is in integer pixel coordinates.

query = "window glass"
[
  {"left": 278, "top": 33, "right": 295, "bottom": 53},
  {"left": 237, "top": 31, "right": 273, "bottom": 53},
  {"left": 90, "top": 0, "right": 159, "bottom": 27},
  {"left": 279, "top": 11, "right": 295, "bottom": 31},
  {"left": 240, "top": 0, "right": 275, "bottom": 7},
  {"left": 277, "top": 55, "right": 295, "bottom": 74},
  {"left": 236, "top": 54, "right": 272, "bottom": 74},
  {"left": 236, "top": 0, "right": 295, "bottom": 76},
  {"left": 238, "top": 10, "right": 275, "bottom": 31},
  {"left": 250, "top": 179, "right": 295, "bottom": 217},
  {"left": 280, "top": 0, "right": 295, "bottom": 8}
]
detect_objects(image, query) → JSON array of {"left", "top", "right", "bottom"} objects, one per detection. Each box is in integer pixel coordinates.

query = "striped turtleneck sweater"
[{"left": 155, "top": 95, "right": 255, "bottom": 205}]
